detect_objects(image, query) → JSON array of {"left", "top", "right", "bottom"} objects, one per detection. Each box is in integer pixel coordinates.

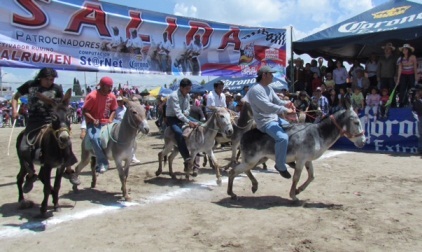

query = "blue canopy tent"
[
  {"left": 203, "top": 76, "right": 288, "bottom": 92},
  {"left": 293, "top": 0, "right": 422, "bottom": 61}
]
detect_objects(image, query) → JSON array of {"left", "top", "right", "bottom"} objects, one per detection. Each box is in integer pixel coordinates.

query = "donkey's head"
[
  {"left": 209, "top": 107, "right": 233, "bottom": 137},
  {"left": 50, "top": 89, "right": 72, "bottom": 149},
  {"left": 342, "top": 97, "right": 366, "bottom": 148},
  {"left": 124, "top": 97, "right": 150, "bottom": 135}
]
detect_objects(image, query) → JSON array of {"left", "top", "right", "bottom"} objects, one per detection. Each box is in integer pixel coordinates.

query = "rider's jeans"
[
  {"left": 166, "top": 116, "right": 190, "bottom": 160},
  {"left": 87, "top": 123, "right": 109, "bottom": 169},
  {"left": 259, "top": 118, "right": 289, "bottom": 172}
]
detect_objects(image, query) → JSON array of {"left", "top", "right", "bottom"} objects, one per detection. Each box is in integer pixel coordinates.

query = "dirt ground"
[{"left": 0, "top": 122, "right": 421, "bottom": 252}]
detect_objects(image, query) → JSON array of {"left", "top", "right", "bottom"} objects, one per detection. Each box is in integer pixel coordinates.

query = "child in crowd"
[
  {"left": 365, "top": 87, "right": 381, "bottom": 121},
  {"left": 351, "top": 87, "right": 364, "bottom": 113},
  {"left": 311, "top": 72, "right": 322, "bottom": 93},
  {"left": 379, "top": 88, "right": 390, "bottom": 119},
  {"left": 324, "top": 72, "right": 335, "bottom": 90}
]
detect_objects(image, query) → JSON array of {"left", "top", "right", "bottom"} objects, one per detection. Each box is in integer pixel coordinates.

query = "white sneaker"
[{"left": 131, "top": 157, "right": 141, "bottom": 164}]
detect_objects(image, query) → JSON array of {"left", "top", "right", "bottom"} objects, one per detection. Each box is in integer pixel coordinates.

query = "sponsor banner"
[
  {"left": 0, "top": 0, "right": 286, "bottom": 77},
  {"left": 337, "top": 2, "right": 422, "bottom": 35},
  {"left": 333, "top": 108, "right": 419, "bottom": 154}
]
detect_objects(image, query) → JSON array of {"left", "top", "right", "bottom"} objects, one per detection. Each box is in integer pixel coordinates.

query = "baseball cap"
[
  {"left": 258, "top": 66, "right": 277, "bottom": 75},
  {"left": 99, "top": 76, "right": 113, "bottom": 86}
]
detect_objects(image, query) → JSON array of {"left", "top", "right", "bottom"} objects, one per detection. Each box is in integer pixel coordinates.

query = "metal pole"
[
  {"left": 290, "top": 26, "right": 295, "bottom": 93},
  {"left": 0, "top": 67, "right": 3, "bottom": 97}
]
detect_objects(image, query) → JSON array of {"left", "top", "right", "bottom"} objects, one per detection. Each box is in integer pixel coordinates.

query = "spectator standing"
[
  {"left": 378, "top": 42, "right": 398, "bottom": 106},
  {"left": 312, "top": 87, "right": 329, "bottom": 121},
  {"left": 352, "top": 68, "right": 370, "bottom": 96},
  {"left": 333, "top": 60, "right": 348, "bottom": 93},
  {"left": 311, "top": 72, "right": 322, "bottom": 93},
  {"left": 324, "top": 72, "right": 335, "bottom": 91},
  {"left": 365, "top": 53, "right": 378, "bottom": 87},
  {"left": 396, "top": 44, "right": 418, "bottom": 108}
]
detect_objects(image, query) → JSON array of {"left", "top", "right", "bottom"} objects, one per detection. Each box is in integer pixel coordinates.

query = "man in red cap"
[{"left": 82, "top": 76, "right": 118, "bottom": 173}]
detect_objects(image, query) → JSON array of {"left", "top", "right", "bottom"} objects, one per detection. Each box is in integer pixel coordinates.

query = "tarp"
[
  {"left": 203, "top": 76, "right": 288, "bottom": 92},
  {"left": 333, "top": 108, "right": 418, "bottom": 154},
  {"left": 0, "top": 0, "right": 286, "bottom": 77},
  {"left": 293, "top": 0, "right": 422, "bottom": 61}
]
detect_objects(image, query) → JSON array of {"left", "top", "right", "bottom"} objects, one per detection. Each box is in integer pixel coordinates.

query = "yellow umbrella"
[{"left": 149, "top": 87, "right": 161, "bottom": 97}]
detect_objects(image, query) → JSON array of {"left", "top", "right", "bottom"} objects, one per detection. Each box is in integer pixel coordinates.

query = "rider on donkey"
[
  {"left": 11, "top": 68, "right": 79, "bottom": 192},
  {"left": 247, "top": 66, "right": 295, "bottom": 179},
  {"left": 165, "top": 78, "right": 199, "bottom": 165},
  {"left": 82, "top": 76, "right": 118, "bottom": 174}
]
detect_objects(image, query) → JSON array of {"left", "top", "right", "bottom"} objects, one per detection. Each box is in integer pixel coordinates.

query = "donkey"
[
  {"left": 227, "top": 101, "right": 366, "bottom": 201},
  {"left": 73, "top": 98, "right": 149, "bottom": 201},
  {"left": 16, "top": 89, "right": 72, "bottom": 216},
  {"left": 156, "top": 107, "right": 233, "bottom": 185}
]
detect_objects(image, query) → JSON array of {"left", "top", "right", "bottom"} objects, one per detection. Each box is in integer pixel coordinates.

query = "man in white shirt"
[{"left": 206, "top": 81, "right": 226, "bottom": 114}]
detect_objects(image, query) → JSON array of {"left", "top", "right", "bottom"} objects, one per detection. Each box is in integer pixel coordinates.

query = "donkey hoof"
[
  {"left": 216, "top": 178, "right": 222, "bottom": 186},
  {"left": 295, "top": 189, "right": 302, "bottom": 195},
  {"left": 251, "top": 185, "right": 258, "bottom": 194},
  {"left": 124, "top": 195, "right": 132, "bottom": 201},
  {"left": 19, "top": 199, "right": 34, "bottom": 209},
  {"left": 54, "top": 205, "right": 61, "bottom": 212},
  {"left": 192, "top": 171, "right": 198, "bottom": 177},
  {"left": 72, "top": 185, "right": 79, "bottom": 192},
  {"left": 170, "top": 174, "right": 177, "bottom": 180},
  {"left": 91, "top": 182, "right": 96, "bottom": 188},
  {"left": 155, "top": 170, "right": 162, "bottom": 176},
  {"left": 230, "top": 194, "right": 238, "bottom": 200}
]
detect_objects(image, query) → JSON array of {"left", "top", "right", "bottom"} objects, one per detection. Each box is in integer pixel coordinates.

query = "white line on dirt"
[{"left": 0, "top": 150, "right": 347, "bottom": 239}]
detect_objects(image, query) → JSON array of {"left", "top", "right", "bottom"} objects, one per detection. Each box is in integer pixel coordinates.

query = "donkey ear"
[
  {"left": 208, "top": 106, "right": 217, "bottom": 112},
  {"left": 63, "top": 88, "right": 72, "bottom": 105},
  {"left": 122, "top": 97, "right": 130, "bottom": 103}
]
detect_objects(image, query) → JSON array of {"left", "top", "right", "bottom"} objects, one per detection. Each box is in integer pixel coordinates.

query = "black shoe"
[
  {"left": 23, "top": 174, "right": 38, "bottom": 193},
  {"left": 278, "top": 170, "right": 291, "bottom": 179}
]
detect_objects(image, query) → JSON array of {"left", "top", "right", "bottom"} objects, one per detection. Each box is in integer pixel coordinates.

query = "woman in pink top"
[
  {"left": 396, "top": 44, "right": 417, "bottom": 107},
  {"left": 365, "top": 87, "right": 381, "bottom": 121}
]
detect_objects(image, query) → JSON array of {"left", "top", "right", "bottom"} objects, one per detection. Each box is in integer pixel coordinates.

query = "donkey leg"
[
  {"left": 168, "top": 148, "right": 179, "bottom": 179},
  {"left": 156, "top": 151, "right": 164, "bottom": 176},
  {"left": 289, "top": 161, "right": 305, "bottom": 201},
  {"left": 117, "top": 161, "right": 131, "bottom": 201},
  {"left": 90, "top": 156, "right": 97, "bottom": 188},
  {"left": 227, "top": 162, "right": 255, "bottom": 200},
  {"left": 52, "top": 165, "right": 65, "bottom": 211},
  {"left": 38, "top": 165, "right": 52, "bottom": 216},
  {"left": 245, "top": 170, "right": 258, "bottom": 194},
  {"left": 206, "top": 150, "right": 222, "bottom": 186},
  {"left": 296, "top": 161, "right": 314, "bottom": 195},
  {"left": 73, "top": 150, "right": 92, "bottom": 191},
  {"left": 17, "top": 163, "right": 34, "bottom": 209}
]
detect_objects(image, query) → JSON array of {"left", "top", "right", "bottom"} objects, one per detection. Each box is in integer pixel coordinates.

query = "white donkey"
[
  {"left": 156, "top": 107, "right": 233, "bottom": 185},
  {"left": 73, "top": 98, "right": 149, "bottom": 201}
]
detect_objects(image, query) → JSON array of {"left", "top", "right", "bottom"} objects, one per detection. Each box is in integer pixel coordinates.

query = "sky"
[{"left": 1, "top": 0, "right": 390, "bottom": 93}]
